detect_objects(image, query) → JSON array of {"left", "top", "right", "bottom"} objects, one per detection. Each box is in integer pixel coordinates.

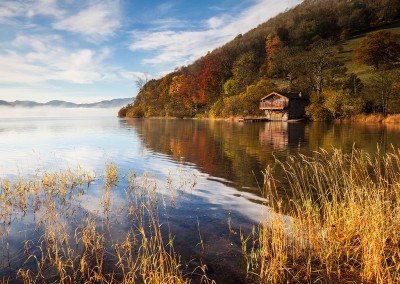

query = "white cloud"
[
  {"left": 53, "top": 2, "right": 120, "bottom": 41},
  {"left": 206, "top": 16, "right": 226, "bottom": 29},
  {"left": 0, "top": 35, "right": 112, "bottom": 84},
  {"left": 0, "top": 1, "right": 120, "bottom": 41},
  {"left": 130, "top": 30, "right": 219, "bottom": 65},
  {"left": 148, "top": 18, "right": 189, "bottom": 31},
  {"left": 129, "top": 0, "right": 301, "bottom": 67},
  {"left": 0, "top": 0, "right": 63, "bottom": 22},
  {"left": 26, "top": 0, "right": 64, "bottom": 18},
  {"left": 0, "top": 2, "right": 22, "bottom": 19}
]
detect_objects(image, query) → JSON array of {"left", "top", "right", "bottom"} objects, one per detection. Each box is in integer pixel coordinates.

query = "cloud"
[
  {"left": 26, "top": 0, "right": 65, "bottom": 18},
  {"left": 206, "top": 16, "right": 226, "bottom": 29},
  {"left": 129, "top": 0, "right": 300, "bottom": 67},
  {"left": 0, "top": 35, "right": 112, "bottom": 84},
  {"left": 0, "top": 1, "right": 120, "bottom": 41},
  {"left": 53, "top": 2, "right": 121, "bottom": 41},
  {"left": 0, "top": 0, "right": 63, "bottom": 22},
  {"left": 0, "top": 2, "right": 24, "bottom": 20},
  {"left": 148, "top": 18, "right": 189, "bottom": 31},
  {"left": 130, "top": 30, "right": 220, "bottom": 65}
]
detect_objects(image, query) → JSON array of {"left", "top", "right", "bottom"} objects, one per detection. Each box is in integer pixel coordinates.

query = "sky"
[{"left": 0, "top": 0, "right": 301, "bottom": 103}]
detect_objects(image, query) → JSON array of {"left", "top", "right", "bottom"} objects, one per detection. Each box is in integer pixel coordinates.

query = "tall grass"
[
  {"left": 243, "top": 147, "right": 400, "bottom": 283},
  {"left": 0, "top": 165, "right": 212, "bottom": 283},
  {"left": 344, "top": 114, "right": 400, "bottom": 123}
]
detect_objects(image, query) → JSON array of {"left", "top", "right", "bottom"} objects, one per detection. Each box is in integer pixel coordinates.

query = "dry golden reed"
[
  {"left": 0, "top": 165, "right": 212, "bottom": 283},
  {"left": 243, "top": 147, "right": 400, "bottom": 283}
]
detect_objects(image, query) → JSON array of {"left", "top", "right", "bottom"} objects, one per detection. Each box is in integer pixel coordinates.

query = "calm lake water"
[{"left": 1, "top": 117, "right": 400, "bottom": 282}]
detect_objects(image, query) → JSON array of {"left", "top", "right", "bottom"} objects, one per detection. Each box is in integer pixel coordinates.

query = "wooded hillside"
[{"left": 119, "top": 0, "right": 400, "bottom": 120}]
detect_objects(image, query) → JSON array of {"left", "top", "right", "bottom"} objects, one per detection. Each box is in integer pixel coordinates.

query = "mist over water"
[{"left": 0, "top": 106, "right": 119, "bottom": 117}]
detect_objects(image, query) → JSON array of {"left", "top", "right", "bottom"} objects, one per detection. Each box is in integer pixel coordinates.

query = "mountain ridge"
[{"left": 0, "top": 98, "right": 133, "bottom": 108}]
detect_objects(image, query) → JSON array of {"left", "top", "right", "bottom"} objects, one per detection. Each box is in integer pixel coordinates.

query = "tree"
[
  {"left": 353, "top": 31, "right": 400, "bottom": 70},
  {"left": 369, "top": 70, "right": 400, "bottom": 115},
  {"left": 388, "top": 82, "right": 400, "bottom": 113},
  {"left": 225, "top": 51, "right": 259, "bottom": 96},
  {"left": 135, "top": 72, "right": 150, "bottom": 104},
  {"left": 274, "top": 46, "right": 304, "bottom": 92},
  {"left": 323, "top": 89, "right": 364, "bottom": 118},
  {"left": 135, "top": 72, "right": 150, "bottom": 91},
  {"left": 265, "top": 34, "right": 283, "bottom": 75},
  {"left": 342, "top": 73, "right": 364, "bottom": 97},
  {"left": 194, "top": 53, "right": 225, "bottom": 106},
  {"left": 305, "top": 92, "right": 332, "bottom": 121},
  {"left": 304, "top": 40, "right": 343, "bottom": 97}
]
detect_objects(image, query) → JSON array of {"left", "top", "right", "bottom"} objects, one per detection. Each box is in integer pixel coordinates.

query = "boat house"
[{"left": 259, "top": 91, "right": 309, "bottom": 121}]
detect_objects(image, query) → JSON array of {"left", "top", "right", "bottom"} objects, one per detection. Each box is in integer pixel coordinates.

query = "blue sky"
[{"left": 0, "top": 0, "right": 300, "bottom": 103}]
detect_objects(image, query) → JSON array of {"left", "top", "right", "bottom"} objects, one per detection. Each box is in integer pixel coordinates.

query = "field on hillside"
[{"left": 338, "top": 22, "right": 400, "bottom": 80}]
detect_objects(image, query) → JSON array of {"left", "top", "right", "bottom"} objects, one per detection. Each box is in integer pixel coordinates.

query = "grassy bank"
[{"left": 243, "top": 148, "right": 400, "bottom": 283}]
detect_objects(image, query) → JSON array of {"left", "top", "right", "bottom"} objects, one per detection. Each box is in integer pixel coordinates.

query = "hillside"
[
  {"left": 338, "top": 22, "right": 400, "bottom": 79},
  {"left": 119, "top": 0, "right": 400, "bottom": 119}
]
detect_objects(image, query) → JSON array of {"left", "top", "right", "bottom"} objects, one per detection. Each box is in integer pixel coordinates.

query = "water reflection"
[
  {"left": 259, "top": 122, "right": 306, "bottom": 149},
  {"left": 121, "top": 119, "right": 400, "bottom": 200}
]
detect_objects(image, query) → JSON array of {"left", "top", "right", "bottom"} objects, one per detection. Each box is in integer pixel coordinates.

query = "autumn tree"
[
  {"left": 353, "top": 31, "right": 400, "bottom": 70},
  {"left": 194, "top": 53, "right": 225, "bottom": 108},
  {"left": 169, "top": 75, "right": 191, "bottom": 107},
  {"left": 323, "top": 89, "right": 364, "bottom": 118},
  {"left": 265, "top": 34, "right": 283, "bottom": 75}
]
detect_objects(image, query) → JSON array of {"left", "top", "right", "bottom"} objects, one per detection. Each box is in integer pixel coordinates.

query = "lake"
[{"left": 1, "top": 117, "right": 400, "bottom": 282}]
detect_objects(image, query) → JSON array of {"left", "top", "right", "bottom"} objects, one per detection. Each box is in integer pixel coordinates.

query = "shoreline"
[{"left": 125, "top": 113, "right": 400, "bottom": 124}]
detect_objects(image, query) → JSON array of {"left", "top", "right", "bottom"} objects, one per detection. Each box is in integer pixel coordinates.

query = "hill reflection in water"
[{"left": 121, "top": 119, "right": 400, "bottom": 200}]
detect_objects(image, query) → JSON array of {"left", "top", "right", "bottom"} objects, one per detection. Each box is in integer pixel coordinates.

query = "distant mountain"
[
  {"left": 44, "top": 100, "right": 78, "bottom": 108},
  {"left": 80, "top": 98, "right": 134, "bottom": 108},
  {"left": 0, "top": 100, "right": 11, "bottom": 106},
  {"left": 0, "top": 98, "right": 133, "bottom": 108},
  {"left": 13, "top": 100, "right": 42, "bottom": 107}
]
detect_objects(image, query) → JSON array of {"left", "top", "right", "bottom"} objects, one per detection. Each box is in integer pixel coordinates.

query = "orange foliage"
[
  {"left": 265, "top": 35, "right": 283, "bottom": 75},
  {"left": 266, "top": 35, "right": 283, "bottom": 58}
]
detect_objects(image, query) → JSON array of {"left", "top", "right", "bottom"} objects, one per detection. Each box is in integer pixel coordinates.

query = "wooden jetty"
[
  {"left": 239, "top": 117, "right": 306, "bottom": 123},
  {"left": 238, "top": 117, "right": 270, "bottom": 123}
]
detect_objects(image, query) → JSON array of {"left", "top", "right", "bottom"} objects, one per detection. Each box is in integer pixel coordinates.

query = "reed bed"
[
  {"left": 344, "top": 113, "right": 400, "bottom": 123},
  {"left": 243, "top": 147, "right": 400, "bottom": 283},
  {"left": 0, "top": 165, "right": 211, "bottom": 283},
  {"left": 383, "top": 114, "right": 400, "bottom": 123}
]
